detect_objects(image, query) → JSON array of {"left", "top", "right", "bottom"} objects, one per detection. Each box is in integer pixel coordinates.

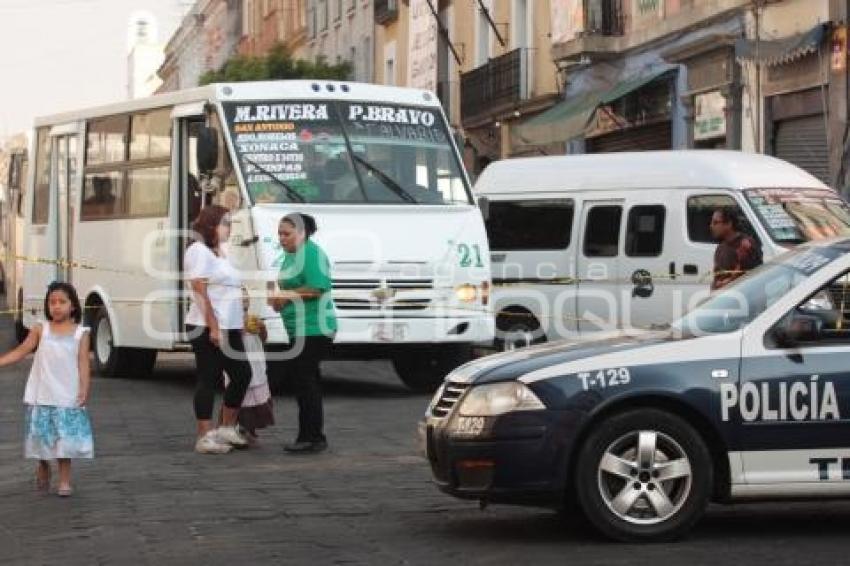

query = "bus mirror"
[
  {"left": 477, "top": 196, "right": 490, "bottom": 221},
  {"left": 196, "top": 126, "right": 219, "bottom": 174}
]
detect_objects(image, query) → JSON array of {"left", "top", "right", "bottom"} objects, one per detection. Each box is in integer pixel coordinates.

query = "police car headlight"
[{"left": 458, "top": 382, "right": 545, "bottom": 417}]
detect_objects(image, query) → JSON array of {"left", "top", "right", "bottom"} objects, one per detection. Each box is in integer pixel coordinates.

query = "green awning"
[{"left": 511, "top": 67, "right": 673, "bottom": 150}]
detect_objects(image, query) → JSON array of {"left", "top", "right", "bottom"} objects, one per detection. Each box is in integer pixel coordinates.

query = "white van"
[{"left": 476, "top": 151, "right": 850, "bottom": 349}]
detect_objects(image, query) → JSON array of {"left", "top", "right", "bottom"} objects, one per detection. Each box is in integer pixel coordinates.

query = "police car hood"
[{"left": 453, "top": 329, "right": 737, "bottom": 385}]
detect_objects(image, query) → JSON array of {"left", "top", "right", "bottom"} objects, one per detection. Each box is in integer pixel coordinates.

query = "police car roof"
[{"left": 474, "top": 150, "right": 831, "bottom": 195}]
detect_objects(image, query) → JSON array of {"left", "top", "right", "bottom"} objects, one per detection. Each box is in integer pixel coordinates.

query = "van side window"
[
  {"left": 485, "top": 199, "right": 574, "bottom": 251},
  {"left": 687, "top": 195, "right": 755, "bottom": 243},
  {"left": 626, "top": 205, "right": 665, "bottom": 257},
  {"left": 32, "top": 127, "right": 51, "bottom": 225},
  {"left": 584, "top": 205, "right": 622, "bottom": 257}
]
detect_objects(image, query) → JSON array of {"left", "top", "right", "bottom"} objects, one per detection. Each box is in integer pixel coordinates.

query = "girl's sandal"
[{"left": 57, "top": 486, "right": 73, "bottom": 497}]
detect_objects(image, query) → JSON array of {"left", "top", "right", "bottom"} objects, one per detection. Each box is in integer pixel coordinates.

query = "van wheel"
[
  {"left": 393, "top": 345, "right": 472, "bottom": 393},
  {"left": 91, "top": 308, "right": 156, "bottom": 378},
  {"left": 496, "top": 310, "right": 544, "bottom": 351},
  {"left": 575, "top": 409, "right": 711, "bottom": 542}
]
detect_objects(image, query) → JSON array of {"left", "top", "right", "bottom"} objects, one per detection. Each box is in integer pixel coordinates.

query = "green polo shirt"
[{"left": 278, "top": 239, "right": 338, "bottom": 338}]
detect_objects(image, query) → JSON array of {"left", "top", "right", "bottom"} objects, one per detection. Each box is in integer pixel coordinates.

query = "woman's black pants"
[
  {"left": 187, "top": 325, "right": 252, "bottom": 421},
  {"left": 286, "top": 335, "right": 332, "bottom": 443}
]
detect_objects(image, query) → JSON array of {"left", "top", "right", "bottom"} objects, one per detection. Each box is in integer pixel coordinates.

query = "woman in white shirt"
[{"left": 184, "top": 205, "right": 252, "bottom": 454}]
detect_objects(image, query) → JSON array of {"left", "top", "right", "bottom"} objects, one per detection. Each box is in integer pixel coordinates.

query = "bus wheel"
[
  {"left": 91, "top": 308, "right": 156, "bottom": 378},
  {"left": 393, "top": 345, "right": 472, "bottom": 393},
  {"left": 575, "top": 409, "right": 712, "bottom": 542}
]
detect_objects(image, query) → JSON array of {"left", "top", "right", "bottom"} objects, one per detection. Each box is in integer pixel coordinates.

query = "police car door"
[{"left": 737, "top": 265, "right": 850, "bottom": 492}]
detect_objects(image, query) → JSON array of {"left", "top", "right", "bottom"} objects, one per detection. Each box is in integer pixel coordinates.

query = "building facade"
[
  {"left": 517, "top": 0, "right": 847, "bottom": 191},
  {"left": 303, "top": 0, "right": 374, "bottom": 82},
  {"left": 158, "top": 0, "right": 243, "bottom": 92},
  {"left": 239, "top": 0, "right": 309, "bottom": 57},
  {"left": 373, "top": 0, "right": 561, "bottom": 172}
]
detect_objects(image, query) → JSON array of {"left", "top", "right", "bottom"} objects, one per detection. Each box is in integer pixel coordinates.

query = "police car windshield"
[
  {"left": 222, "top": 100, "right": 473, "bottom": 205},
  {"left": 671, "top": 244, "right": 844, "bottom": 337},
  {"left": 744, "top": 189, "right": 850, "bottom": 244}
]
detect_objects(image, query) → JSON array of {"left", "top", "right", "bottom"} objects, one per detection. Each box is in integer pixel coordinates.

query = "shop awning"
[
  {"left": 735, "top": 23, "right": 829, "bottom": 67},
  {"left": 511, "top": 67, "right": 673, "bottom": 150}
]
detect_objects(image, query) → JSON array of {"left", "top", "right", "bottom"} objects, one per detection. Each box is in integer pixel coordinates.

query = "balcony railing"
[
  {"left": 375, "top": 0, "right": 399, "bottom": 25},
  {"left": 584, "top": 0, "right": 625, "bottom": 37},
  {"left": 460, "top": 48, "right": 529, "bottom": 123}
]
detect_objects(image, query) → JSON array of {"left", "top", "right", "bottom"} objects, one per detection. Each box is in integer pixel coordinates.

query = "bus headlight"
[
  {"left": 455, "top": 284, "right": 478, "bottom": 303},
  {"left": 458, "top": 382, "right": 545, "bottom": 417}
]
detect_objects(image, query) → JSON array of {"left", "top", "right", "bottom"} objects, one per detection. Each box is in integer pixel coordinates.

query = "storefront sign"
[
  {"left": 407, "top": 0, "right": 438, "bottom": 92},
  {"left": 550, "top": 0, "right": 584, "bottom": 44},
  {"left": 694, "top": 91, "right": 727, "bottom": 141},
  {"left": 832, "top": 26, "right": 847, "bottom": 72}
]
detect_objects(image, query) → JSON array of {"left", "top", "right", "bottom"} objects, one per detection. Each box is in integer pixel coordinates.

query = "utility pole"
[{"left": 754, "top": 0, "right": 763, "bottom": 153}]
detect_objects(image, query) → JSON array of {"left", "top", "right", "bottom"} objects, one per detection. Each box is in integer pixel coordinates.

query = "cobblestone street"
[{"left": 4, "top": 316, "right": 850, "bottom": 565}]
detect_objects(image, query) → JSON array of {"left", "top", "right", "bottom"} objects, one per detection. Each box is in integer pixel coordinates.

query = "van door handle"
[
  {"left": 669, "top": 262, "right": 676, "bottom": 280},
  {"left": 683, "top": 264, "right": 698, "bottom": 275}
]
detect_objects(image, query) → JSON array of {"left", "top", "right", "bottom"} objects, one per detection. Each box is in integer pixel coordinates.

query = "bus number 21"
[{"left": 458, "top": 243, "right": 484, "bottom": 268}]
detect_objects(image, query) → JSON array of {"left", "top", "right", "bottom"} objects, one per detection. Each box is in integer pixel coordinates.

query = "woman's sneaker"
[
  {"left": 215, "top": 426, "right": 249, "bottom": 447},
  {"left": 195, "top": 432, "right": 233, "bottom": 454}
]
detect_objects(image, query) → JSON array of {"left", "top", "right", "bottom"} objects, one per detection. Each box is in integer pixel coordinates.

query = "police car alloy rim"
[{"left": 597, "top": 430, "right": 692, "bottom": 525}]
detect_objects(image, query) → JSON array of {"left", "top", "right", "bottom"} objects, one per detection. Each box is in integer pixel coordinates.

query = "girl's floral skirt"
[{"left": 24, "top": 405, "right": 94, "bottom": 460}]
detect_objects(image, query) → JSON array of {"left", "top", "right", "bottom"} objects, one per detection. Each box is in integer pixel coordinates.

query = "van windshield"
[
  {"left": 744, "top": 188, "right": 850, "bottom": 244},
  {"left": 222, "top": 100, "right": 472, "bottom": 205}
]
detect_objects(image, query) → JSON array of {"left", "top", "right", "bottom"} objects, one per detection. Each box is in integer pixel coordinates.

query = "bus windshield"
[
  {"left": 222, "top": 100, "right": 472, "bottom": 205},
  {"left": 744, "top": 188, "right": 850, "bottom": 244}
]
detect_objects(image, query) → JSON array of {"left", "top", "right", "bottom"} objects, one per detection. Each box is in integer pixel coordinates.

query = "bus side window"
[
  {"left": 31, "top": 128, "right": 51, "bottom": 225},
  {"left": 584, "top": 205, "right": 622, "bottom": 257},
  {"left": 127, "top": 108, "right": 171, "bottom": 218},
  {"left": 82, "top": 115, "right": 129, "bottom": 221}
]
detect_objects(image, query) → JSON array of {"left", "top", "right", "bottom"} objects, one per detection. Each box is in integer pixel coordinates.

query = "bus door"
[
  {"left": 53, "top": 130, "right": 79, "bottom": 283},
  {"left": 174, "top": 110, "right": 206, "bottom": 337}
]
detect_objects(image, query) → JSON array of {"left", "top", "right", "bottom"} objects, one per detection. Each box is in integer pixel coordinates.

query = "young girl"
[
  {"left": 0, "top": 282, "right": 93, "bottom": 497},
  {"left": 220, "top": 306, "right": 274, "bottom": 444}
]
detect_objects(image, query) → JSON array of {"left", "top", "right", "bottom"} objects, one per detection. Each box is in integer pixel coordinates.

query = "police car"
[{"left": 424, "top": 238, "right": 850, "bottom": 542}]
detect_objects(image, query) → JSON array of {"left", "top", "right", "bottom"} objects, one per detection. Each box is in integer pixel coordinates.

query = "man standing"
[{"left": 710, "top": 209, "right": 762, "bottom": 290}]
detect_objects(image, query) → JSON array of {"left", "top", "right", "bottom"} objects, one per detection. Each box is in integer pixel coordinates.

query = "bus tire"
[
  {"left": 575, "top": 409, "right": 712, "bottom": 542},
  {"left": 91, "top": 308, "right": 156, "bottom": 378},
  {"left": 393, "top": 345, "right": 472, "bottom": 393}
]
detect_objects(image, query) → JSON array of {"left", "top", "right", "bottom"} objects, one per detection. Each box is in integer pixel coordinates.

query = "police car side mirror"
[
  {"left": 773, "top": 313, "right": 822, "bottom": 348},
  {"left": 196, "top": 126, "right": 219, "bottom": 174}
]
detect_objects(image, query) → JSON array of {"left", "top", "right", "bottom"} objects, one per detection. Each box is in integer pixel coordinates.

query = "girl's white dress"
[{"left": 23, "top": 323, "right": 94, "bottom": 460}]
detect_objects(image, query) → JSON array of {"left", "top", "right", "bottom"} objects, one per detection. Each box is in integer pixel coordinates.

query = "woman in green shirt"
[{"left": 268, "top": 213, "right": 337, "bottom": 454}]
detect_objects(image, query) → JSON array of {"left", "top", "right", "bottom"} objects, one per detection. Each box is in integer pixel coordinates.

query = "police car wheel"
[{"left": 575, "top": 409, "right": 712, "bottom": 542}]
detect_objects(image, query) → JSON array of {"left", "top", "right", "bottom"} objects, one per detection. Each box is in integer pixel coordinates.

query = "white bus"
[
  {"left": 20, "top": 81, "right": 493, "bottom": 391},
  {"left": 0, "top": 135, "right": 28, "bottom": 340}
]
